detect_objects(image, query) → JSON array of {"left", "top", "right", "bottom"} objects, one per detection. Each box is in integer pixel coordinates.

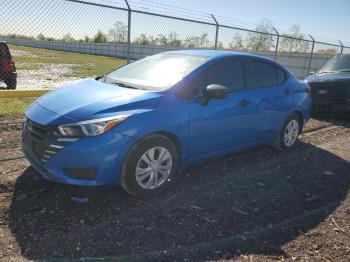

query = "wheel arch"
[{"left": 292, "top": 110, "right": 304, "bottom": 133}]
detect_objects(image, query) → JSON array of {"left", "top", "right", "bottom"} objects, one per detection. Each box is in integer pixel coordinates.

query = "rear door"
[
  {"left": 245, "top": 59, "right": 293, "bottom": 140},
  {"left": 189, "top": 57, "right": 259, "bottom": 158}
]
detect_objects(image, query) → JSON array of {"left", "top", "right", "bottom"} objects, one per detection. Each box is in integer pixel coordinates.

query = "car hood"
[
  {"left": 35, "top": 78, "right": 163, "bottom": 122},
  {"left": 306, "top": 72, "right": 350, "bottom": 83}
]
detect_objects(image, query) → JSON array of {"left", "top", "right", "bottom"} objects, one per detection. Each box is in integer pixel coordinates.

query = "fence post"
[
  {"left": 307, "top": 35, "right": 315, "bottom": 76},
  {"left": 124, "top": 0, "right": 131, "bottom": 63},
  {"left": 339, "top": 40, "right": 344, "bottom": 54},
  {"left": 211, "top": 14, "right": 219, "bottom": 50},
  {"left": 273, "top": 27, "right": 279, "bottom": 61}
]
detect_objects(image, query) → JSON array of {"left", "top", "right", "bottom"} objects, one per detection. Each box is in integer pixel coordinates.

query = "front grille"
[
  {"left": 22, "top": 118, "right": 75, "bottom": 163},
  {"left": 309, "top": 82, "right": 350, "bottom": 103}
]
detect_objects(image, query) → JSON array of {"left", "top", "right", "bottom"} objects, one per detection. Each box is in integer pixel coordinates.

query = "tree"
[
  {"left": 229, "top": 33, "right": 244, "bottom": 50},
  {"left": 84, "top": 35, "right": 90, "bottom": 42},
  {"left": 167, "top": 31, "right": 182, "bottom": 46},
  {"left": 108, "top": 21, "right": 127, "bottom": 43},
  {"left": 93, "top": 31, "right": 107, "bottom": 43},
  {"left": 134, "top": 34, "right": 150, "bottom": 45},
  {"left": 62, "top": 33, "right": 75, "bottom": 42},
  {"left": 36, "top": 33, "right": 46, "bottom": 41},
  {"left": 246, "top": 18, "right": 275, "bottom": 51},
  {"left": 317, "top": 48, "right": 337, "bottom": 55},
  {"left": 184, "top": 33, "right": 209, "bottom": 48},
  {"left": 280, "top": 25, "right": 309, "bottom": 53}
]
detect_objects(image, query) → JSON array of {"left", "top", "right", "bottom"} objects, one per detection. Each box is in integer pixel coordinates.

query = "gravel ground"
[{"left": 0, "top": 116, "right": 349, "bottom": 261}]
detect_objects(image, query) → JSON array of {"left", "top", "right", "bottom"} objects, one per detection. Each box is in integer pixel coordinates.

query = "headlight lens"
[{"left": 58, "top": 115, "right": 129, "bottom": 137}]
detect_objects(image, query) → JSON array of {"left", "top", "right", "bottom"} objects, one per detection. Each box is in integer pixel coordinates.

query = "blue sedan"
[{"left": 23, "top": 50, "right": 311, "bottom": 198}]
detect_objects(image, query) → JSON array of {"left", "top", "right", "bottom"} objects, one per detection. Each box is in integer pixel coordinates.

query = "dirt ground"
[{"left": 0, "top": 116, "right": 349, "bottom": 261}]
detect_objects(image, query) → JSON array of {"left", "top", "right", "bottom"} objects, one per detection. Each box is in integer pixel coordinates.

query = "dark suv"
[
  {"left": 0, "top": 42, "right": 17, "bottom": 89},
  {"left": 306, "top": 54, "right": 350, "bottom": 115}
]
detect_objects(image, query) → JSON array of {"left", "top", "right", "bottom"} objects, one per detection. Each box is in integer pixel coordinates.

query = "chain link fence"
[{"left": 0, "top": 0, "right": 349, "bottom": 114}]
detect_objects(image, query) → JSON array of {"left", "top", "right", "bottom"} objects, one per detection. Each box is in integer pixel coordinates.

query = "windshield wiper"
[
  {"left": 318, "top": 71, "right": 336, "bottom": 74},
  {"left": 110, "top": 82, "right": 141, "bottom": 90}
]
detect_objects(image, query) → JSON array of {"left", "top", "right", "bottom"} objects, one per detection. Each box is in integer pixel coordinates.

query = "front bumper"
[
  {"left": 22, "top": 121, "right": 135, "bottom": 186},
  {"left": 312, "top": 101, "right": 350, "bottom": 114}
]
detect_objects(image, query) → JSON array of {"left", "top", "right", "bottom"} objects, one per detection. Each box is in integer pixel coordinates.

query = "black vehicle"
[
  {"left": 306, "top": 54, "right": 350, "bottom": 115},
  {"left": 0, "top": 42, "right": 17, "bottom": 89}
]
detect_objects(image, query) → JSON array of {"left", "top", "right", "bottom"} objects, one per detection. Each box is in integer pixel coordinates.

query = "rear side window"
[
  {"left": 249, "top": 61, "right": 277, "bottom": 88},
  {"left": 0, "top": 44, "right": 10, "bottom": 58},
  {"left": 206, "top": 58, "right": 244, "bottom": 91},
  {"left": 276, "top": 67, "right": 286, "bottom": 84}
]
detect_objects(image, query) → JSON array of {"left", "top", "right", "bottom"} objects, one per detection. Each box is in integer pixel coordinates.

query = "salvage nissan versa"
[{"left": 23, "top": 50, "right": 311, "bottom": 198}]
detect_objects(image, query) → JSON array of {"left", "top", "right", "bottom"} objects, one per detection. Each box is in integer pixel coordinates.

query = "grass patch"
[
  {"left": 9, "top": 44, "right": 126, "bottom": 78},
  {"left": 0, "top": 97, "right": 36, "bottom": 115}
]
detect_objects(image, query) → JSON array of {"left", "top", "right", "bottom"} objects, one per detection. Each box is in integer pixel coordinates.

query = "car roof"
[{"left": 166, "top": 49, "right": 274, "bottom": 61}]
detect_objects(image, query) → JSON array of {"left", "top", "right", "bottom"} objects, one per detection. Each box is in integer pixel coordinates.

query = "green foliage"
[
  {"left": 280, "top": 25, "right": 309, "bottom": 53},
  {"left": 92, "top": 31, "right": 108, "bottom": 43},
  {"left": 246, "top": 18, "right": 275, "bottom": 52}
]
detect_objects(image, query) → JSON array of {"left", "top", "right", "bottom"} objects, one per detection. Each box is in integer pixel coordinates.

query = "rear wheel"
[
  {"left": 273, "top": 113, "right": 301, "bottom": 151},
  {"left": 5, "top": 75, "right": 17, "bottom": 89},
  {"left": 119, "top": 134, "right": 178, "bottom": 198}
]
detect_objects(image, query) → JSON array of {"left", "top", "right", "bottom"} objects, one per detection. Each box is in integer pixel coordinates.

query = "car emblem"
[{"left": 318, "top": 90, "right": 328, "bottom": 94}]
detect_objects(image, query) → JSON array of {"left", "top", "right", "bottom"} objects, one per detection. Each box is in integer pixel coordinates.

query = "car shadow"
[
  {"left": 312, "top": 114, "right": 350, "bottom": 126},
  {"left": 8, "top": 141, "right": 350, "bottom": 261}
]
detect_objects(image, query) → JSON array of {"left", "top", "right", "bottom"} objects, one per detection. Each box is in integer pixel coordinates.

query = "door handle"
[
  {"left": 284, "top": 88, "right": 291, "bottom": 95},
  {"left": 239, "top": 99, "right": 251, "bottom": 107}
]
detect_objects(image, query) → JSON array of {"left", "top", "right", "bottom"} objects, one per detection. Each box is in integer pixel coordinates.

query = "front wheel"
[
  {"left": 119, "top": 134, "right": 179, "bottom": 198},
  {"left": 273, "top": 113, "right": 301, "bottom": 151}
]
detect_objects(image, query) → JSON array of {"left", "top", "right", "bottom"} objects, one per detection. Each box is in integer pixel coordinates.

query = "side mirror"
[
  {"left": 205, "top": 84, "right": 229, "bottom": 99},
  {"left": 199, "top": 84, "right": 229, "bottom": 105},
  {"left": 200, "top": 84, "right": 229, "bottom": 105}
]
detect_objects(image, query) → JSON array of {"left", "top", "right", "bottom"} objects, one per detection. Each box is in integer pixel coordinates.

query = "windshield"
[
  {"left": 318, "top": 55, "right": 350, "bottom": 73},
  {"left": 105, "top": 53, "right": 209, "bottom": 91}
]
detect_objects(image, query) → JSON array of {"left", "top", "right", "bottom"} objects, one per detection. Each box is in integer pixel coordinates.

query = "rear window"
[{"left": 0, "top": 44, "right": 10, "bottom": 58}]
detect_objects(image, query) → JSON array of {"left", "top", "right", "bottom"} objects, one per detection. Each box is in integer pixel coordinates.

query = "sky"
[
  {"left": 1, "top": 0, "right": 349, "bottom": 46},
  {"left": 157, "top": 0, "right": 350, "bottom": 44}
]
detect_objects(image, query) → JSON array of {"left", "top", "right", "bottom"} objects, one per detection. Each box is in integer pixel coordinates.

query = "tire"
[
  {"left": 273, "top": 113, "right": 301, "bottom": 152},
  {"left": 5, "top": 75, "right": 17, "bottom": 90},
  {"left": 119, "top": 134, "right": 179, "bottom": 198}
]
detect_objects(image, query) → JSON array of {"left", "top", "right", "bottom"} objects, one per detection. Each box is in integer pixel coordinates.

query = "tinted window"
[
  {"left": 276, "top": 68, "right": 286, "bottom": 84},
  {"left": 0, "top": 44, "right": 10, "bottom": 58},
  {"left": 249, "top": 61, "right": 278, "bottom": 88},
  {"left": 206, "top": 58, "right": 244, "bottom": 91}
]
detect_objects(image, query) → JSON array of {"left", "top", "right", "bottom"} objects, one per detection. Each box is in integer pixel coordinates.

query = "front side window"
[
  {"left": 105, "top": 53, "right": 210, "bottom": 91},
  {"left": 205, "top": 58, "right": 244, "bottom": 91}
]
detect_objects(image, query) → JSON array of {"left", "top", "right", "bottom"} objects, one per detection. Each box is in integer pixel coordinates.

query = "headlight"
[{"left": 58, "top": 115, "right": 129, "bottom": 137}]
